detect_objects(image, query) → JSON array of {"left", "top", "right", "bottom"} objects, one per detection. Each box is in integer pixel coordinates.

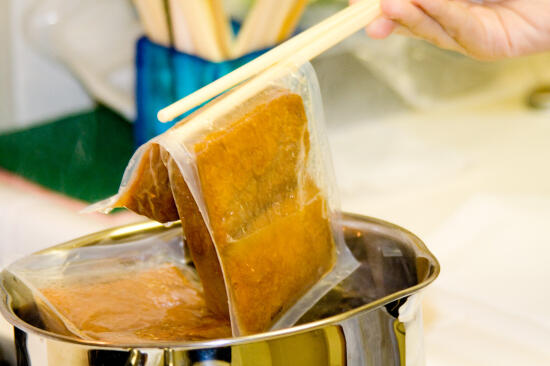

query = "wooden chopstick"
[
  {"left": 169, "top": 0, "right": 232, "bottom": 58},
  {"left": 133, "top": 0, "right": 171, "bottom": 47},
  {"left": 169, "top": 0, "right": 195, "bottom": 54},
  {"left": 158, "top": 0, "right": 381, "bottom": 122},
  {"left": 208, "top": 0, "right": 233, "bottom": 59},
  {"left": 171, "top": 0, "right": 227, "bottom": 61},
  {"left": 232, "top": 0, "right": 274, "bottom": 58},
  {"left": 274, "top": 0, "right": 309, "bottom": 43},
  {"left": 232, "top": 0, "right": 307, "bottom": 58}
]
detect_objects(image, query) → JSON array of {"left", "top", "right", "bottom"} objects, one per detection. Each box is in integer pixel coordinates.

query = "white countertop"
[{"left": 328, "top": 97, "right": 550, "bottom": 365}]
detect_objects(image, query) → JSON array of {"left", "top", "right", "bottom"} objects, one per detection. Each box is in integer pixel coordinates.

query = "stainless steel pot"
[{"left": 0, "top": 213, "right": 439, "bottom": 366}]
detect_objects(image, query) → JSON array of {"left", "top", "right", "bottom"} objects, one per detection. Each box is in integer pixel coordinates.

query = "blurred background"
[{"left": 1, "top": 0, "right": 550, "bottom": 365}]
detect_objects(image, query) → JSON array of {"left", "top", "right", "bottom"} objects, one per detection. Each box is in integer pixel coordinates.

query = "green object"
[{"left": 0, "top": 105, "right": 135, "bottom": 203}]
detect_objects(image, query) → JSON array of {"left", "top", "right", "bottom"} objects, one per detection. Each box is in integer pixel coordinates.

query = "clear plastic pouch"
[
  {"left": 7, "top": 230, "right": 231, "bottom": 343},
  {"left": 93, "top": 62, "right": 359, "bottom": 336}
]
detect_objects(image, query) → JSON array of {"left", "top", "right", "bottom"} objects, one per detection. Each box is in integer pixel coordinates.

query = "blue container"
[{"left": 135, "top": 36, "right": 266, "bottom": 146}]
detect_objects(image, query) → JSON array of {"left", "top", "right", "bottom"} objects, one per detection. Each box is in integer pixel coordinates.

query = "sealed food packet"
[
  {"left": 93, "top": 62, "right": 359, "bottom": 335},
  {"left": 7, "top": 231, "right": 231, "bottom": 343}
]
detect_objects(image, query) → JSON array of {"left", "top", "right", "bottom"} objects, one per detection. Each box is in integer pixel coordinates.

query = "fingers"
[
  {"left": 355, "top": 0, "right": 468, "bottom": 56},
  {"left": 366, "top": 16, "right": 397, "bottom": 39},
  {"left": 412, "top": 0, "right": 472, "bottom": 39},
  {"left": 379, "top": 0, "right": 466, "bottom": 53},
  {"left": 411, "top": 0, "right": 507, "bottom": 59},
  {"left": 392, "top": 24, "right": 417, "bottom": 38}
]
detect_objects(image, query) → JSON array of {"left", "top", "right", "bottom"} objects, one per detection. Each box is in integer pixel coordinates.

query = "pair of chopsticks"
[
  {"left": 158, "top": 0, "right": 381, "bottom": 123},
  {"left": 132, "top": 0, "right": 311, "bottom": 61},
  {"left": 132, "top": 0, "right": 231, "bottom": 61}
]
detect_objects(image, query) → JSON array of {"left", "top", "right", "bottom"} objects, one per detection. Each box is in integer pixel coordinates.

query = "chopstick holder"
[{"left": 135, "top": 37, "right": 267, "bottom": 145}]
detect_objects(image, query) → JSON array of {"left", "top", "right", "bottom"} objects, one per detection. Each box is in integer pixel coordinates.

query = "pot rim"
[{"left": 0, "top": 212, "right": 440, "bottom": 350}]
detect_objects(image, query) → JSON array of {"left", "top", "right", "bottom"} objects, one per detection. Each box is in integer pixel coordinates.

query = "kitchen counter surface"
[{"left": 329, "top": 97, "right": 550, "bottom": 365}]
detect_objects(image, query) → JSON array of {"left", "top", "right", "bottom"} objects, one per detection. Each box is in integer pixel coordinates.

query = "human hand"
[{"left": 358, "top": 0, "right": 550, "bottom": 60}]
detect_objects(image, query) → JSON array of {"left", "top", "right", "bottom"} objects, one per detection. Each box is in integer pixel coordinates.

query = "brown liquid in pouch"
[
  {"left": 115, "top": 86, "right": 335, "bottom": 334},
  {"left": 40, "top": 265, "right": 231, "bottom": 343}
]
